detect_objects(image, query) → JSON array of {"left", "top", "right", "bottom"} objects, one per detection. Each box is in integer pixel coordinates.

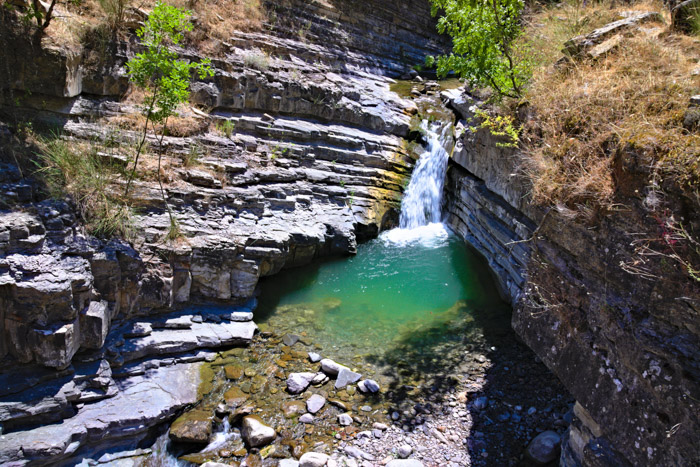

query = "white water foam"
[{"left": 200, "top": 418, "right": 238, "bottom": 453}]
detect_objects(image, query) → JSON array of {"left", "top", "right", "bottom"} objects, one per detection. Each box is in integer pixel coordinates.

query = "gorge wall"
[
  {"left": 0, "top": 1, "right": 450, "bottom": 463},
  {"left": 442, "top": 90, "right": 699, "bottom": 466}
]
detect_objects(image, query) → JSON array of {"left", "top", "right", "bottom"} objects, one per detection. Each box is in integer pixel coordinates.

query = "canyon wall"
[
  {"left": 443, "top": 90, "right": 700, "bottom": 466},
  {"left": 0, "top": 2, "right": 448, "bottom": 463}
]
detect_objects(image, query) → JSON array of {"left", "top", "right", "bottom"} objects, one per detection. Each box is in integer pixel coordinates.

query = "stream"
[{"left": 141, "top": 111, "right": 570, "bottom": 467}]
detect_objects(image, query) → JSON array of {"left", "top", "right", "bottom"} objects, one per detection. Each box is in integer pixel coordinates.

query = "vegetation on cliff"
[{"left": 432, "top": 0, "right": 699, "bottom": 282}]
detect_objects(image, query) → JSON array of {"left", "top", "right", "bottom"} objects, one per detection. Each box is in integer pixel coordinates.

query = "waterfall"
[
  {"left": 382, "top": 120, "right": 452, "bottom": 245},
  {"left": 399, "top": 121, "right": 451, "bottom": 229}
]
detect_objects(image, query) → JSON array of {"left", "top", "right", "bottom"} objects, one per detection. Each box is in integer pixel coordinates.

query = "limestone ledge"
[{"left": 0, "top": 303, "right": 257, "bottom": 465}]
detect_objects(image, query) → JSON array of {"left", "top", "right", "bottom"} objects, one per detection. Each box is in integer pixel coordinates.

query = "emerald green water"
[{"left": 255, "top": 224, "right": 510, "bottom": 376}]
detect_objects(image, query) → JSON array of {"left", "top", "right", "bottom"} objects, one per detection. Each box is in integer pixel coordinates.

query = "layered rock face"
[
  {"left": 0, "top": 1, "right": 447, "bottom": 463},
  {"left": 443, "top": 90, "right": 699, "bottom": 466}
]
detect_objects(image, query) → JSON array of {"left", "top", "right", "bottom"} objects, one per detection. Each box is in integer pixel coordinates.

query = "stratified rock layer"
[
  {"left": 443, "top": 87, "right": 699, "bottom": 466},
  {"left": 0, "top": 1, "right": 448, "bottom": 464}
]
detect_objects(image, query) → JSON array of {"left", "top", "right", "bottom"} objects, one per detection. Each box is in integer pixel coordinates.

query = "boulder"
[
  {"left": 286, "top": 372, "right": 316, "bottom": 394},
  {"left": 241, "top": 415, "right": 276, "bottom": 448},
  {"left": 526, "top": 430, "right": 561, "bottom": 464},
  {"left": 299, "top": 452, "right": 329, "bottom": 467},
  {"left": 563, "top": 12, "right": 662, "bottom": 58}
]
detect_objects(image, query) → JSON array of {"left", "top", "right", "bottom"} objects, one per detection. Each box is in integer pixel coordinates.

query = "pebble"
[
  {"left": 299, "top": 452, "right": 329, "bottom": 467},
  {"left": 299, "top": 414, "right": 314, "bottom": 424},
  {"left": 526, "top": 431, "right": 562, "bottom": 464},
  {"left": 397, "top": 444, "right": 413, "bottom": 459},
  {"left": 306, "top": 394, "right": 326, "bottom": 414},
  {"left": 528, "top": 406, "right": 538, "bottom": 416},
  {"left": 308, "top": 352, "right": 322, "bottom": 363},
  {"left": 338, "top": 413, "right": 353, "bottom": 426},
  {"left": 391, "top": 411, "right": 400, "bottom": 421},
  {"left": 344, "top": 445, "right": 373, "bottom": 461},
  {"left": 360, "top": 405, "right": 372, "bottom": 412},
  {"left": 357, "top": 379, "right": 380, "bottom": 393},
  {"left": 372, "top": 422, "right": 388, "bottom": 430},
  {"left": 282, "top": 334, "right": 300, "bottom": 346}
]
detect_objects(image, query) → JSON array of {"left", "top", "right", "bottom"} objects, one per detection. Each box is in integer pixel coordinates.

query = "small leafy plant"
[
  {"left": 470, "top": 108, "right": 519, "bottom": 148},
  {"left": 216, "top": 119, "right": 236, "bottom": 138},
  {"left": 124, "top": 1, "right": 214, "bottom": 238}
]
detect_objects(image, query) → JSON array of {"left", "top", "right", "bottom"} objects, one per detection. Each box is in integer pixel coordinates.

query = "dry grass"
[
  {"left": 519, "top": 0, "right": 700, "bottom": 210},
  {"left": 13, "top": 0, "right": 265, "bottom": 53}
]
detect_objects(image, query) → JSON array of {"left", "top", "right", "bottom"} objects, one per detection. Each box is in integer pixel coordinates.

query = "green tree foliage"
[
  {"left": 427, "top": 0, "right": 528, "bottom": 98},
  {"left": 124, "top": 0, "right": 213, "bottom": 237}
]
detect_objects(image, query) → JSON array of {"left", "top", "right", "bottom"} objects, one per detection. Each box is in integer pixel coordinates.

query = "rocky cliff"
[
  {"left": 442, "top": 85, "right": 699, "bottom": 466},
  {"left": 0, "top": 1, "right": 449, "bottom": 463}
]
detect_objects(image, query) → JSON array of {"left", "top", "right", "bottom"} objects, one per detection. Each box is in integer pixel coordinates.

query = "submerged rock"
[
  {"left": 241, "top": 415, "right": 276, "bottom": 448},
  {"left": 283, "top": 334, "right": 300, "bottom": 346}
]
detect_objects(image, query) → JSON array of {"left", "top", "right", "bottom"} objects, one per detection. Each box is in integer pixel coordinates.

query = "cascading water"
[
  {"left": 399, "top": 121, "right": 452, "bottom": 229},
  {"left": 383, "top": 120, "right": 453, "bottom": 244}
]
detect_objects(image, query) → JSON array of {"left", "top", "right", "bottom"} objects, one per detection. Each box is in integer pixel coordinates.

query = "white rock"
[
  {"left": 338, "top": 413, "right": 353, "bottom": 426},
  {"left": 287, "top": 372, "right": 316, "bottom": 394},
  {"left": 299, "top": 451, "right": 329, "bottom": 467},
  {"left": 278, "top": 460, "right": 300, "bottom": 467},
  {"left": 320, "top": 358, "right": 348, "bottom": 376},
  {"left": 299, "top": 413, "right": 315, "bottom": 424},
  {"left": 306, "top": 394, "right": 326, "bottom": 414},
  {"left": 335, "top": 368, "right": 361, "bottom": 389},
  {"left": 308, "top": 352, "right": 322, "bottom": 362}
]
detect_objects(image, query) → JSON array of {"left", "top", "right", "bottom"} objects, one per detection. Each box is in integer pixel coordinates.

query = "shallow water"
[{"left": 255, "top": 224, "right": 509, "bottom": 373}]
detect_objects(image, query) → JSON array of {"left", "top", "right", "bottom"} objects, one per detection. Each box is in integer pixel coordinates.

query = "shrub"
[
  {"left": 36, "top": 135, "right": 132, "bottom": 238},
  {"left": 428, "top": 0, "right": 529, "bottom": 98},
  {"left": 243, "top": 50, "right": 271, "bottom": 70}
]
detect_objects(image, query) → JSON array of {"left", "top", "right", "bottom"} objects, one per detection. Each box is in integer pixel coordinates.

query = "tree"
[
  {"left": 124, "top": 0, "right": 213, "bottom": 238},
  {"left": 428, "top": 0, "right": 528, "bottom": 98}
]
